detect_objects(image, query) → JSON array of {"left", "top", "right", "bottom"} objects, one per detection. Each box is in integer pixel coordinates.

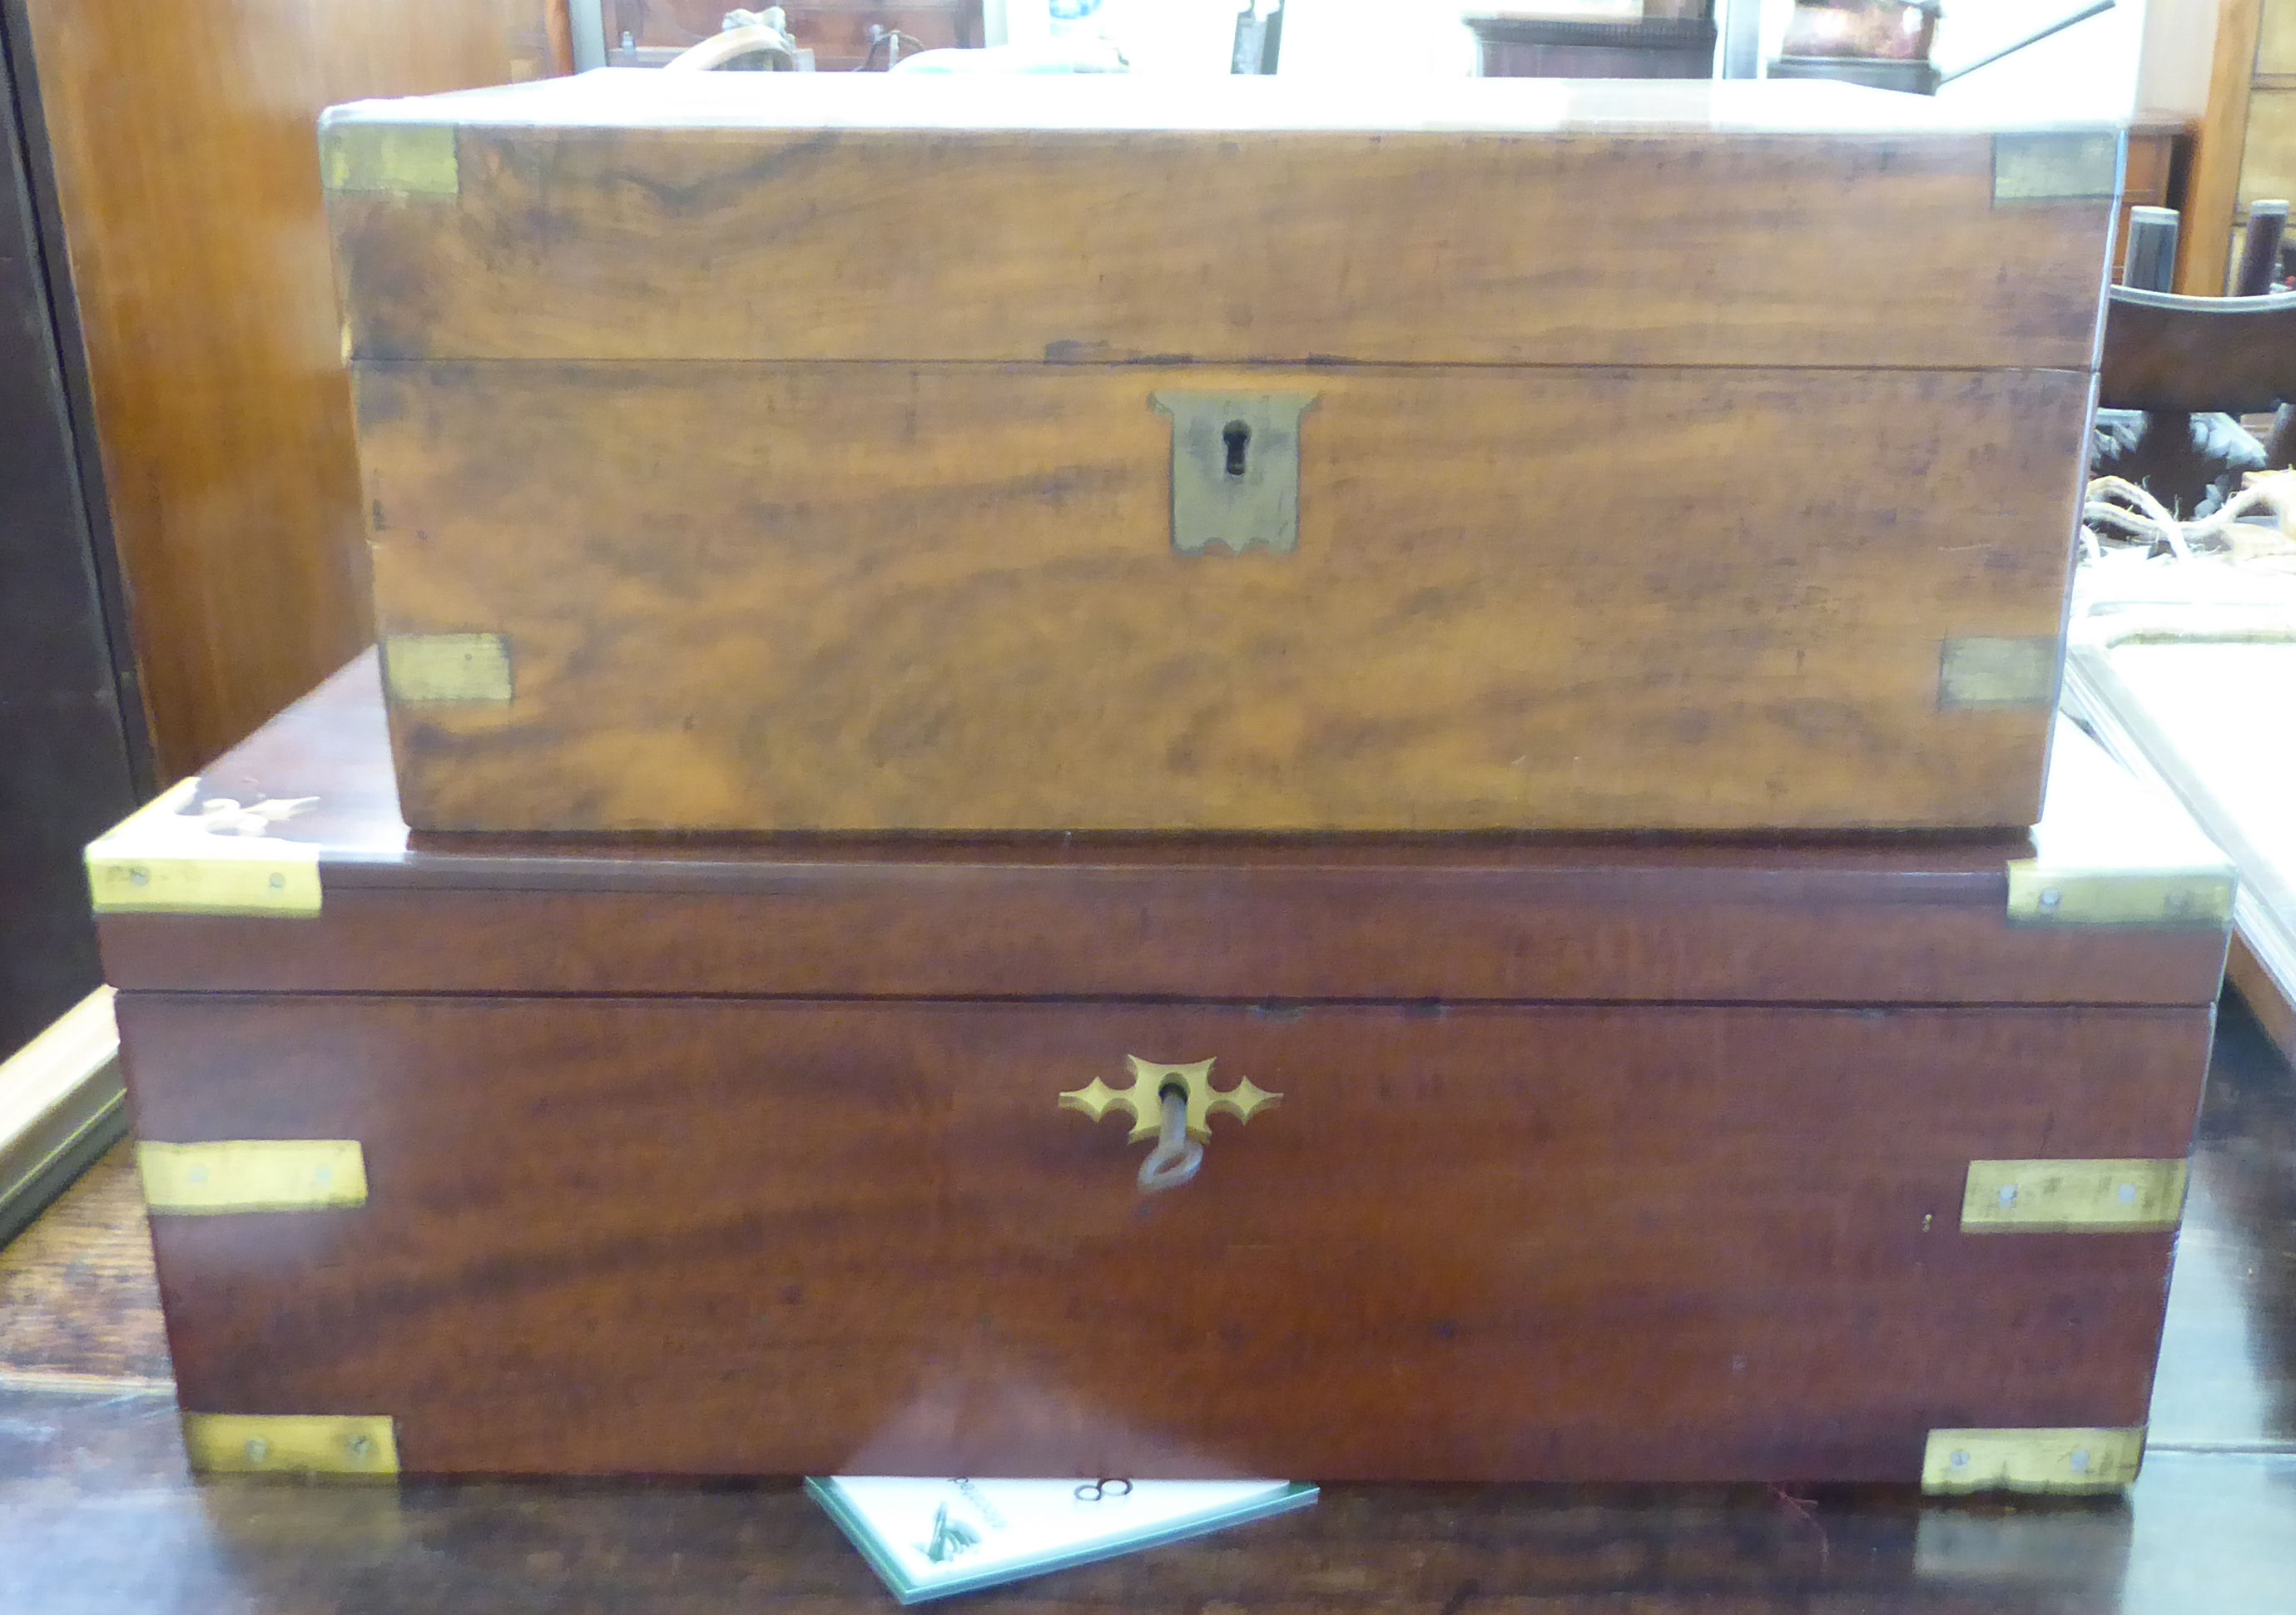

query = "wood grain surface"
[
  {"left": 121, "top": 993, "right": 2210, "bottom": 1481},
  {"left": 11, "top": 992, "right": 2294, "bottom": 1613},
  {"left": 2237, "top": 85, "right": 2296, "bottom": 214},
  {"left": 2099, "top": 287, "right": 2296, "bottom": 412},
  {"left": 9, "top": 0, "right": 558, "bottom": 778},
  {"left": 2175, "top": 0, "right": 2265, "bottom": 294},
  {"left": 359, "top": 360, "right": 2090, "bottom": 833},
  {"left": 325, "top": 76, "right": 2118, "bottom": 371},
  {"left": 94, "top": 652, "right": 2236, "bottom": 1006},
  {"left": 0, "top": 1143, "right": 168, "bottom": 1386},
  {"left": 96, "top": 870, "right": 2236, "bottom": 1007},
  {"left": 2228, "top": 933, "right": 2296, "bottom": 1060}
]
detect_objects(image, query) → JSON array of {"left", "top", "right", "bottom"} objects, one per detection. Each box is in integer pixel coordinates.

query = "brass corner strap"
[
  {"left": 1937, "top": 636, "right": 2059, "bottom": 710},
  {"left": 320, "top": 121, "right": 459, "bottom": 197},
  {"left": 138, "top": 1140, "right": 368, "bottom": 1215},
  {"left": 381, "top": 632, "right": 515, "bottom": 704},
  {"left": 1922, "top": 1428, "right": 2143, "bottom": 1495},
  {"left": 184, "top": 1414, "right": 399, "bottom": 1479},
  {"left": 1960, "top": 1158, "right": 2187, "bottom": 1232},
  {"left": 87, "top": 779, "right": 323, "bottom": 918},
  {"left": 2004, "top": 860, "right": 2236, "bottom": 927}
]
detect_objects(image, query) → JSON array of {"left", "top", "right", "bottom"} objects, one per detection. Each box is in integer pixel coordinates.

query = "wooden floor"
[{"left": 2, "top": 997, "right": 2291, "bottom": 1613}]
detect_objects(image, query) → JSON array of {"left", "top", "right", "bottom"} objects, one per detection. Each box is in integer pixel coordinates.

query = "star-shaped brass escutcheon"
[{"left": 1059, "top": 1056, "right": 1282, "bottom": 1142}]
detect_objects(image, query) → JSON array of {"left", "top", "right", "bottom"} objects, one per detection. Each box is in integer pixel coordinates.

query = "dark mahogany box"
[{"left": 90, "top": 653, "right": 2230, "bottom": 1489}]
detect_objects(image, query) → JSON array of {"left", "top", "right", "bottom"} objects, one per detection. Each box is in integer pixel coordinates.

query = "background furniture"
[
  {"left": 1, "top": 0, "right": 574, "bottom": 786},
  {"left": 0, "top": 989, "right": 120, "bottom": 1250},
  {"left": 1467, "top": 6, "right": 1718, "bottom": 77},
  {"left": 0, "top": 0, "right": 578, "bottom": 1067},
  {"left": 0, "top": 18, "right": 142, "bottom": 1063},
  {"left": 2123, "top": 113, "right": 2196, "bottom": 281},
  {"left": 2180, "top": 0, "right": 2296, "bottom": 290},
  {"left": 598, "top": 0, "right": 984, "bottom": 69}
]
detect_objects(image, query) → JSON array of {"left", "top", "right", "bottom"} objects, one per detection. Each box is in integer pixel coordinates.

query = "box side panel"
[
  {"left": 359, "top": 360, "right": 2088, "bottom": 835},
  {"left": 124, "top": 994, "right": 2208, "bottom": 1483},
  {"left": 328, "top": 124, "right": 2115, "bottom": 371}
]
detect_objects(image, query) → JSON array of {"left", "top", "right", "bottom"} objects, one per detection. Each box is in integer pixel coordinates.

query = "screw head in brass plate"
[
  {"left": 1922, "top": 1427, "right": 2143, "bottom": 1494},
  {"left": 183, "top": 1414, "right": 399, "bottom": 1479}
]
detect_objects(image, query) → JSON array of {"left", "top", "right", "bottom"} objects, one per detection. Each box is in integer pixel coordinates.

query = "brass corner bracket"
[
  {"left": 1923, "top": 1427, "right": 2142, "bottom": 1494},
  {"left": 184, "top": 1413, "right": 399, "bottom": 1478}
]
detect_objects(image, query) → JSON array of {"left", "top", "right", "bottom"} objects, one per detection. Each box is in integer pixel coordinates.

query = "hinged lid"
[{"left": 322, "top": 74, "right": 2117, "bottom": 372}]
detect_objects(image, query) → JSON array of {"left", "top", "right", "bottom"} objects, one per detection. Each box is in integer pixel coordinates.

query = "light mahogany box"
[{"left": 323, "top": 74, "right": 2120, "bottom": 833}]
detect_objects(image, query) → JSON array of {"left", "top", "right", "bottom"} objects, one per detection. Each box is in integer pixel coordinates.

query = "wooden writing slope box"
[
  {"left": 325, "top": 75, "right": 2121, "bottom": 835},
  {"left": 92, "top": 654, "right": 2232, "bottom": 1488}
]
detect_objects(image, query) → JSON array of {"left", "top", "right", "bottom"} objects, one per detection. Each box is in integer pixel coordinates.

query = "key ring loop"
[{"left": 1136, "top": 1087, "right": 1203, "bottom": 1193}]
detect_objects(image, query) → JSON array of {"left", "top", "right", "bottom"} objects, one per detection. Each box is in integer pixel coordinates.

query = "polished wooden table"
[{"left": 2, "top": 998, "right": 2291, "bottom": 1614}]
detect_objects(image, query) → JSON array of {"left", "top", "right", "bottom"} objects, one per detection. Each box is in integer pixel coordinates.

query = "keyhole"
[{"left": 1222, "top": 420, "right": 1251, "bottom": 477}]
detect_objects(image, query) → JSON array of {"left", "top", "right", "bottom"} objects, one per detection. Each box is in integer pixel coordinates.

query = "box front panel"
[
  {"left": 360, "top": 360, "right": 2088, "bottom": 833},
  {"left": 124, "top": 994, "right": 2206, "bottom": 1481}
]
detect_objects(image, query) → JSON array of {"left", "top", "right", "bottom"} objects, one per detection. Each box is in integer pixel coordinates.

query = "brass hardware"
[
  {"left": 1922, "top": 1427, "right": 2143, "bottom": 1494},
  {"left": 2006, "top": 860, "right": 2236, "bottom": 926},
  {"left": 1150, "top": 392, "right": 1317, "bottom": 555},
  {"left": 1961, "top": 1158, "right": 2187, "bottom": 1232},
  {"left": 0, "top": 987, "right": 126, "bottom": 1251},
  {"left": 1061, "top": 1056, "right": 1281, "bottom": 1142},
  {"left": 139, "top": 1140, "right": 368, "bottom": 1215},
  {"left": 1136, "top": 1087, "right": 1204, "bottom": 1193},
  {"left": 88, "top": 853, "right": 320, "bottom": 917},
  {"left": 87, "top": 780, "right": 322, "bottom": 917},
  {"left": 183, "top": 1414, "right": 399, "bottom": 1479},
  {"left": 1991, "top": 132, "right": 2120, "bottom": 205},
  {"left": 1937, "top": 637, "right": 2059, "bottom": 709},
  {"left": 382, "top": 633, "right": 514, "bottom": 704},
  {"left": 320, "top": 121, "right": 459, "bottom": 196}
]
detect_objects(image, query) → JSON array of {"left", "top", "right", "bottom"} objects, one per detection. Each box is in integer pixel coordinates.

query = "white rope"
[
  {"left": 1136, "top": 1088, "right": 1202, "bottom": 1194},
  {"left": 2082, "top": 474, "right": 2290, "bottom": 560},
  {"left": 663, "top": 11, "right": 800, "bottom": 71}
]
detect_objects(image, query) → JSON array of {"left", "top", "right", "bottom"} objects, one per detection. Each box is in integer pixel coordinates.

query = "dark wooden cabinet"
[{"left": 0, "top": 16, "right": 144, "bottom": 1059}]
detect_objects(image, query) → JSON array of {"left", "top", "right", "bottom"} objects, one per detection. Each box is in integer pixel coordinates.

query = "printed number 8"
[{"left": 1074, "top": 1479, "right": 1134, "bottom": 1503}]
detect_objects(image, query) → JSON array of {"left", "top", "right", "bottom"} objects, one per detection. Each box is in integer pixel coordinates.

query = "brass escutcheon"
[{"left": 1059, "top": 1056, "right": 1281, "bottom": 1142}]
